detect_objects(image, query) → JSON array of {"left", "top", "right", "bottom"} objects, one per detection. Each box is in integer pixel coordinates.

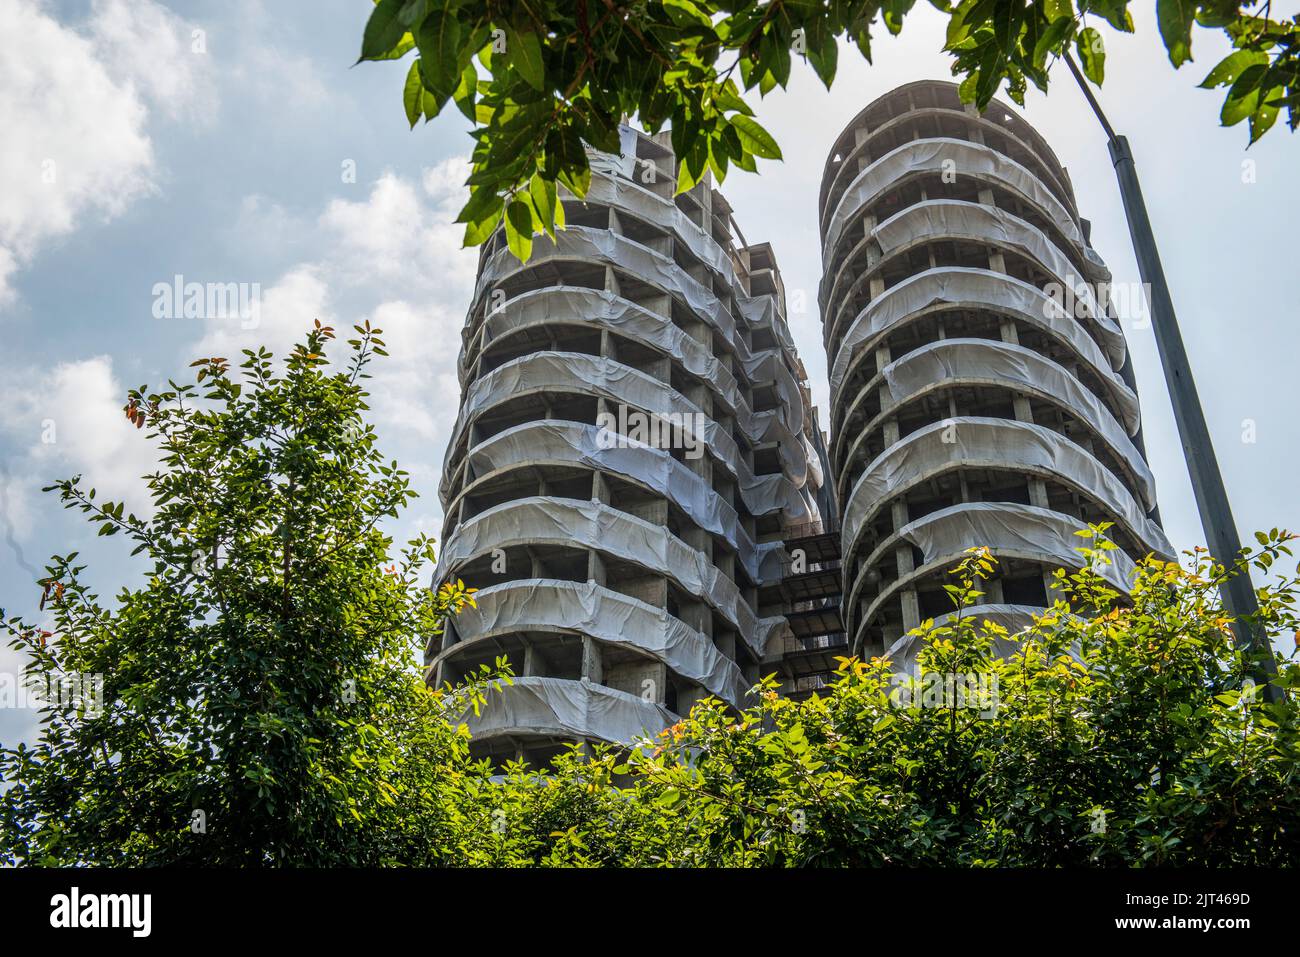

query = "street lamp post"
[{"left": 1063, "top": 53, "right": 1280, "bottom": 700}]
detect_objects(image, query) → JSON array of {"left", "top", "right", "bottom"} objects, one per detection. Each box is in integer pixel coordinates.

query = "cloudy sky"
[{"left": 2, "top": 0, "right": 1296, "bottom": 745}]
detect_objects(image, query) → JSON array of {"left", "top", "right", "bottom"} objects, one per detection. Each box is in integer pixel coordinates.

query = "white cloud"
[
  {"left": 86, "top": 0, "right": 215, "bottom": 121},
  {"left": 207, "top": 161, "right": 476, "bottom": 425},
  {"left": 195, "top": 265, "right": 332, "bottom": 362},
  {"left": 190, "top": 161, "right": 478, "bottom": 542},
  {"left": 0, "top": 355, "right": 160, "bottom": 545},
  {"left": 362, "top": 299, "right": 465, "bottom": 443},
  {"left": 0, "top": 0, "right": 211, "bottom": 306},
  {"left": 319, "top": 164, "right": 477, "bottom": 294}
]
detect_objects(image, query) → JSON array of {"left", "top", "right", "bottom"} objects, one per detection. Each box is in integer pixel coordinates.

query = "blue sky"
[{"left": 2, "top": 0, "right": 1297, "bottom": 746}]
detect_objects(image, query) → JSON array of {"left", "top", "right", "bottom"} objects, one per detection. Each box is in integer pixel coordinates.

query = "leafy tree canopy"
[
  {"left": 3, "top": 332, "right": 1297, "bottom": 866},
  {"left": 0, "top": 325, "right": 490, "bottom": 865},
  {"left": 357, "top": 0, "right": 1300, "bottom": 257},
  {"left": 476, "top": 539, "right": 1300, "bottom": 867}
]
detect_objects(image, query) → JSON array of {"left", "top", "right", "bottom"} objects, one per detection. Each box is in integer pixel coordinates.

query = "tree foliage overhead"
[{"left": 358, "top": 0, "right": 1300, "bottom": 255}]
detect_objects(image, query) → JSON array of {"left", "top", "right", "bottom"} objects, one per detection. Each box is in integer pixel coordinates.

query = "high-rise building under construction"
[
  {"left": 820, "top": 80, "right": 1170, "bottom": 666},
  {"left": 431, "top": 125, "right": 839, "bottom": 766},
  {"left": 432, "top": 80, "right": 1171, "bottom": 762}
]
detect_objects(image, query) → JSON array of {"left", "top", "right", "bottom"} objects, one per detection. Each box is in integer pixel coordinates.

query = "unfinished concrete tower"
[
  {"left": 819, "top": 80, "right": 1172, "bottom": 665},
  {"left": 433, "top": 126, "right": 832, "bottom": 765}
]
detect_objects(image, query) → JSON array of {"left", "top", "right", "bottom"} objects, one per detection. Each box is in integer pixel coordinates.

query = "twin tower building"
[{"left": 431, "top": 80, "right": 1173, "bottom": 765}]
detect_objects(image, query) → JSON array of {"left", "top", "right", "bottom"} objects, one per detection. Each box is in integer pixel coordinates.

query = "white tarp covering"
[
  {"left": 583, "top": 171, "right": 737, "bottom": 281},
  {"left": 475, "top": 285, "right": 740, "bottom": 397},
  {"left": 841, "top": 417, "right": 1171, "bottom": 562},
  {"left": 441, "top": 351, "right": 812, "bottom": 519},
  {"left": 851, "top": 501, "right": 1142, "bottom": 638},
  {"left": 828, "top": 267, "right": 1139, "bottom": 433},
  {"left": 436, "top": 496, "right": 787, "bottom": 656},
  {"left": 460, "top": 675, "right": 677, "bottom": 744},
  {"left": 883, "top": 603, "right": 1063, "bottom": 671},
  {"left": 459, "top": 420, "right": 789, "bottom": 580},
  {"left": 445, "top": 578, "right": 751, "bottom": 705},
  {"left": 878, "top": 339, "right": 1158, "bottom": 508},
  {"left": 821, "top": 137, "right": 1103, "bottom": 277},
  {"left": 467, "top": 285, "right": 807, "bottom": 433},
  {"left": 467, "top": 321, "right": 800, "bottom": 460},
  {"left": 870, "top": 201, "right": 1126, "bottom": 365},
  {"left": 901, "top": 501, "right": 1140, "bottom": 591},
  {"left": 475, "top": 225, "right": 802, "bottom": 377}
]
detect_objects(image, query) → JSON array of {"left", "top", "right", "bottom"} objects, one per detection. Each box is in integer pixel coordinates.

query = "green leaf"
[
  {"left": 1249, "top": 93, "right": 1280, "bottom": 143},
  {"left": 676, "top": 142, "right": 707, "bottom": 193},
  {"left": 359, "top": 0, "right": 408, "bottom": 62},
  {"left": 503, "top": 198, "right": 534, "bottom": 260},
  {"left": 713, "top": 80, "right": 754, "bottom": 117},
  {"left": 657, "top": 788, "right": 683, "bottom": 807},
  {"left": 452, "top": 61, "right": 478, "bottom": 122},
  {"left": 402, "top": 59, "right": 423, "bottom": 128},
  {"left": 368, "top": 33, "right": 415, "bottom": 61},
  {"left": 1221, "top": 64, "right": 1267, "bottom": 126},
  {"left": 528, "top": 173, "right": 558, "bottom": 238},
  {"left": 507, "top": 26, "right": 546, "bottom": 92},
  {"left": 462, "top": 196, "right": 502, "bottom": 245},
  {"left": 663, "top": 0, "right": 713, "bottom": 29},
  {"left": 729, "top": 115, "right": 782, "bottom": 160},
  {"left": 1157, "top": 0, "right": 1195, "bottom": 68},
  {"left": 1199, "top": 49, "right": 1267, "bottom": 90},
  {"left": 1032, "top": 16, "right": 1074, "bottom": 69},
  {"left": 455, "top": 183, "right": 502, "bottom": 225},
  {"left": 1076, "top": 27, "right": 1105, "bottom": 85},
  {"left": 1043, "top": 0, "right": 1072, "bottom": 21},
  {"left": 415, "top": 9, "right": 461, "bottom": 101}
]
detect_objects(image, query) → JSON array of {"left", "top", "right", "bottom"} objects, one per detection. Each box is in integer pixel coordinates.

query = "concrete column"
[
  {"left": 891, "top": 499, "right": 920, "bottom": 632},
  {"left": 581, "top": 636, "right": 604, "bottom": 684},
  {"left": 588, "top": 549, "right": 606, "bottom": 585},
  {"left": 591, "top": 468, "right": 612, "bottom": 505}
]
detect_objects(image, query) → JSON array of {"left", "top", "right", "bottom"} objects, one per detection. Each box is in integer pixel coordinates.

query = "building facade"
[
  {"left": 818, "top": 80, "right": 1172, "bottom": 665},
  {"left": 433, "top": 80, "right": 1175, "bottom": 759},
  {"left": 431, "top": 126, "right": 836, "bottom": 765}
]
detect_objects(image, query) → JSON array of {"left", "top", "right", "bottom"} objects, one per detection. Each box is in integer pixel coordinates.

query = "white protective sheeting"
[
  {"left": 461, "top": 675, "right": 677, "bottom": 744},
  {"left": 876, "top": 339, "right": 1158, "bottom": 509},
  {"left": 828, "top": 267, "right": 1139, "bottom": 433},
  {"left": 882, "top": 603, "right": 1058, "bottom": 671},
  {"left": 475, "top": 285, "right": 741, "bottom": 398},
  {"left": 458, "top": 420, "right": 788, "bottom": 581},
  {"left": 821, "top": 138, "right": 1101, "bottom": 277},
  {"left": 899, "top": 501, "right": 1140, "bottom": 592},
  {"left": 870, "top": 201, "right": 1126, "bottom": 366},
  {"left": 820, "top": 114, "right": 1079, "bottom": 229},
  {"left": 850, "top": 500, "right": 1141, "bottom": 637},
  {"left": 467, "top": 285, "right": 806, "bottom": 442},
  {"left": 444, "top": 578, "right": 751, "bottom": 705},
  {"left": 840, "top": 417, "right": 1172, "bottom": 562},
  {"left": 479, "top": 338, "right": 799, "bottom": 460},
  {"left": 583, "top": 171, "right": 739, "bottom": 282},
  {"left": 441, "top": 351, "right": 812, "bottom": 519},
  {"left": 436, "top": 496, "right": 787, "bottom": 656},
  {"left": 475, "top": 225, "right": 804, "bottom": 398}
]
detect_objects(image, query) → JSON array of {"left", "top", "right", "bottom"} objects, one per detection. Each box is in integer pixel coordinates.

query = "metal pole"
[{"left": 1063, "top": 53, "right": 1279, "bottom": 699}]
